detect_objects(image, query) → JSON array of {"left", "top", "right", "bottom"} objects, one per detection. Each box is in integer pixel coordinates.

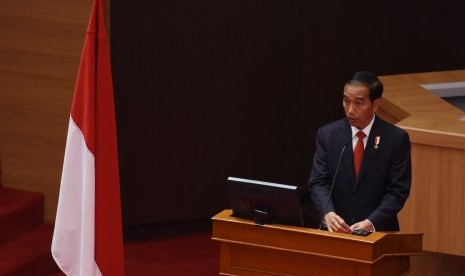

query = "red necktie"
[{"left": 354, "top": 131, "right": 366, "bottom": 179}]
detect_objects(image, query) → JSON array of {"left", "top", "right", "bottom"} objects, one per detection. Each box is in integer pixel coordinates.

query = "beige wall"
[{"left": 0, "top": 0, "right": 93, "bottom": 222}]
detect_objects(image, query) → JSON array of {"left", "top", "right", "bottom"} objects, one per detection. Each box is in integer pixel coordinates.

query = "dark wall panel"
[{"left": 111, "top": 0, "right": 465, "bottom": 225}]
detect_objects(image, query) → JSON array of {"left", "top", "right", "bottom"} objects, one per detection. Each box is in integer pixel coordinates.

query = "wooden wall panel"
[
  {"left": 403, "top": 144, "right": 465, "bottom": 254},
  {"left": 380, "top": 70, "right": 465, "bottom": 257},
  {"left": 0, "top": 0, "right": 93, "bottom": 222}
]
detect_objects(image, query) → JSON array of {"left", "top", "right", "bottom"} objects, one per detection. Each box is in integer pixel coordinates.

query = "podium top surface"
[{"left": 212, "top": 209, "right": 423, "bottom": 264}]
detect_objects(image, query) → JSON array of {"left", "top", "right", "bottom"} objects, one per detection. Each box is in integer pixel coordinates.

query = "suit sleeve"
[
  {"left": 308, "top": 128, "right": 335, "bottom": 220},
  {"left": 367, "top": 130, "right": 412, "bottom": 230}
]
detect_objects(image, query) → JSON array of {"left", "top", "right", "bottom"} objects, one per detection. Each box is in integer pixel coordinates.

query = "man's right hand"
[{"left": 324, "top": 212, "right": 351, "bottom": 233}]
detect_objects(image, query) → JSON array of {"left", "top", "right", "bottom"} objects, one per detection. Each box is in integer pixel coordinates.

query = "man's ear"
[{"left": 372, "top": 98, "right": 381, "bottom": 112}]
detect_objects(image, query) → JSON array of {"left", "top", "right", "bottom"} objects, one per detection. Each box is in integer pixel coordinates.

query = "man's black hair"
[{"left": 346, "top": 71, "right": 383, "bottom": 102}]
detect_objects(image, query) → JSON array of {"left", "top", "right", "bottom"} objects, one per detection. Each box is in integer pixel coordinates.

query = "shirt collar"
[{"left": 351, "top": 114, "right": 375, "bottom": 138}]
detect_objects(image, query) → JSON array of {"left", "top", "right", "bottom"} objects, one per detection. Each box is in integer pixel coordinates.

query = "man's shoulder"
[
  {"left": 375, "top": 116, "right": 409, "bottom": 136},
  {"left": 319, "top": 118, "right": 348, "bottom": 132},
  {"left": 374, "top": 116, "right": 411, "bottom": 146}
]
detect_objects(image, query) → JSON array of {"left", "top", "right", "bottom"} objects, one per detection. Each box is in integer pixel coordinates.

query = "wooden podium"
[{"left": 212, "top": 210, "right": 423, "bottom": 276}]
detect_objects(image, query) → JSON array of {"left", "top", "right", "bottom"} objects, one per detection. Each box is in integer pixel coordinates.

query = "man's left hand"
[{"left": 350, "top": 219, "right": 374, "bottom": 232}]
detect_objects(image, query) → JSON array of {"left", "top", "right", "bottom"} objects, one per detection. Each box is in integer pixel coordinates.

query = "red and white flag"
[{"left": 52, "top": 0, "right": 125, "bottom": 275}]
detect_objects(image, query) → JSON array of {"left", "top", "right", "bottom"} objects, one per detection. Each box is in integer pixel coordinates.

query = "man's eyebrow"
[{"left": 343, "top": 95, "right": 366, "bottom": 100}]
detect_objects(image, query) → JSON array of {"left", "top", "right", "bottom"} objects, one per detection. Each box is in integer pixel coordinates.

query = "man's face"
[{"left": 343, "top": 84, "right": 380, "bottom": 130}]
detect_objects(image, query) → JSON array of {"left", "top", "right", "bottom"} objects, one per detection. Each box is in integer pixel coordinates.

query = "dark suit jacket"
[{"left": 308, "top": 115, "right": 411, "bottom": 231}]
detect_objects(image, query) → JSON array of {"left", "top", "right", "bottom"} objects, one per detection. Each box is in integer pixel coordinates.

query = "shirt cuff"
[{"left": 366, "top": 219, "right": 375, "bottom": 232}]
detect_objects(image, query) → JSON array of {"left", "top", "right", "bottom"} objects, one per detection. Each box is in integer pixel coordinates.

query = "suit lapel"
[{"left": 336, "top": 120, "right": 356, "bottom": 187}]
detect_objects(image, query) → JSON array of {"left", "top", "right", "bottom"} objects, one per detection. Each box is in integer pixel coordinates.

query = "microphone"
[{"left": 318, "top": 144, "right": 346, "bottom": 230}]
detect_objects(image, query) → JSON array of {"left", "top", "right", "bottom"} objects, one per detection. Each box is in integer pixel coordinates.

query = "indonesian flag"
[{"left": 51, "top": 0, "right": 125, "bottom": 275}]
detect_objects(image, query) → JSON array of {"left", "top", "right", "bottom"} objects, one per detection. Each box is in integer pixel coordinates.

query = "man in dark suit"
[{"left": 308, "top": 71, "right": 411, "bottom": 233}]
